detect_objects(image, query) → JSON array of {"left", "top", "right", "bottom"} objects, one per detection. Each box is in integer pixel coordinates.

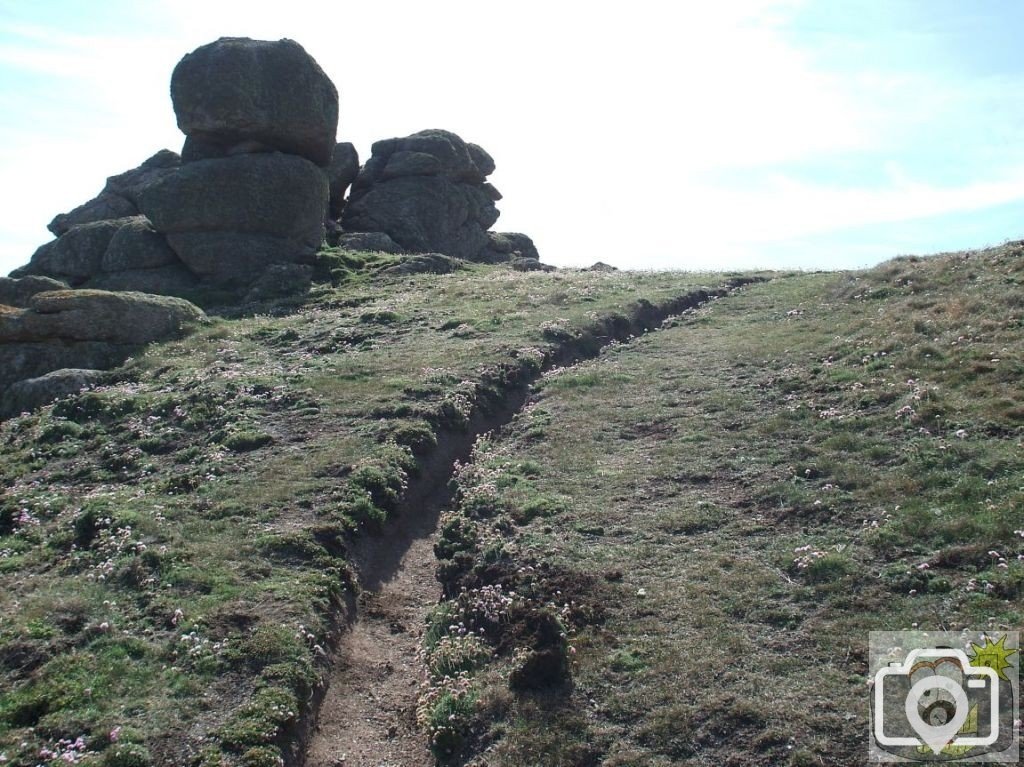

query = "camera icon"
[{"left": 873, "top": 648, "right": 999, "bottom": 755}]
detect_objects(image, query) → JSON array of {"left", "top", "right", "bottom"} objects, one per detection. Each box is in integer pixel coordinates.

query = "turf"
[
  {"left": 426, "top": 243, "right": 1024, "bottom": 766},
  {"left": 0, "top": 255, "right": 736, "bottom": 767}
]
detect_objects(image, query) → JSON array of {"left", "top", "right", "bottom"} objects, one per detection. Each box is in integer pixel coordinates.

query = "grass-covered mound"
[{"left": 0, "top": 255, "right": 742, "bottom": 767}]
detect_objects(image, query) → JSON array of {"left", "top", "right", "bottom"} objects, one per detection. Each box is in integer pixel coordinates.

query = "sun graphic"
[{"left": 968, "top": 634, "right": 1018, "bottom": 681}]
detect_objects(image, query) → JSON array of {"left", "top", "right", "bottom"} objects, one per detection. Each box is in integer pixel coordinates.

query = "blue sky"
[{"left": 1, "top": 0, "right": 1023, "bottom": 273}]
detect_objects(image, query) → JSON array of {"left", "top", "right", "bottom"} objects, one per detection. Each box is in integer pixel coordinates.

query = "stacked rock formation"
[
  {"left": 158, "top": 37, "right": 334, "bottom": 286},
  {"left": 0, "top": 36, "right": 553, "bottom": 417},
  {"left": 14, "top": 37, "right": 338, "bottom": 295},
  {"left": 10, "top": 36, "right": 547, "bottom": 305},
  {"left": 342, "top": 129, "right": 540, "bottom": 264}
]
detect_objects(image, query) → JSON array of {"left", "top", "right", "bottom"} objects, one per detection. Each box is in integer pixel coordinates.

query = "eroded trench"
[{"left": 300, "top": 279, "right": 762, "bottom": 767}]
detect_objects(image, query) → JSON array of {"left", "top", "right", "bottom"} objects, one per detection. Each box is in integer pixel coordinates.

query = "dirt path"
[
  {"left": 302, "top": 283, "right": 758, "bottom": 766},
  {"left": 305, "top": 503, "right": 441, "bottom": 767}
]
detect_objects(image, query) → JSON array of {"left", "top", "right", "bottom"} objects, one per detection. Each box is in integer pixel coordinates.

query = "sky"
[{"left": 1, "top": 0, "right": 1023, "bottom": 273}]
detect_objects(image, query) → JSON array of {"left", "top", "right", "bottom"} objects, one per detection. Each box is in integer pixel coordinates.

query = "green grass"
[
  {"left": 0, "top": 253, "right": 728, "bottom": 766},
  {"left": 426, "top": 242, "right": 1024, "bottom": 766}
]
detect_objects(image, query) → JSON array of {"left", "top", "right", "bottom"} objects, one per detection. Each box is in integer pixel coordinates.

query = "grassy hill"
[
  {"left": 0, "top": 254, "right": 752, "bottom": 767},
  {"left": 427, "top": 244, "right": 1024, "bottom": 766},
  {"left": 1, "top": 243, "right": 1022, "bottom": 766}
]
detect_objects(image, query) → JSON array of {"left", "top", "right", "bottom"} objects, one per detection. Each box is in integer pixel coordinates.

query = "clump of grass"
[{"left": 223, "top": 430, "right": 273, "bottom": 452}]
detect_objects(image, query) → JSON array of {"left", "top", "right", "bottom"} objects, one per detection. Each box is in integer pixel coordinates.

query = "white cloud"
[{"left": 0, "top": 0, "right": 1022, "bottom": 276}]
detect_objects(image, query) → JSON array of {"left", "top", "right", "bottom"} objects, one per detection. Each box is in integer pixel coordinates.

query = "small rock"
[
  {"left": 329, "top": 231, "right": 405, "bottom": 254},
  {"left": 245, "top": 264, "right": 313, "bottom": 302},
  {"left": 101, "top": 217, "right": 180, "bottom": 272},
  {"left": 510, "top": 257, "right": 554, "bottom": 272}
]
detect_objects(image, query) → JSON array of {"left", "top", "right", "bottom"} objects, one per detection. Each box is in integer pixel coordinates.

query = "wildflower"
[{"left": 110, "top": 727, "right": 121, "bottom": 742}]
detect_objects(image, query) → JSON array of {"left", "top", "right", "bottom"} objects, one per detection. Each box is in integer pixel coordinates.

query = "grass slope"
[
  {"left": 0, "top": 255, "right": 738, "bottom": 767},
  {"left": 428, "top": 244, "right": 1024, "bottom": 766}
]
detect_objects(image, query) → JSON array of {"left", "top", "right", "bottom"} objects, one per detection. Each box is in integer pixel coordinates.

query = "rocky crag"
[
  {"left": 12, "top": 36, "right": 542, "bottom": 297},
  {"left": 1, "top": 36, "right": 544, "bottom": 415}
]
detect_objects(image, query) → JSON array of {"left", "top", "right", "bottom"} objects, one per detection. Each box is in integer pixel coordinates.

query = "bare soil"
[{"left": 304, "top": 519, "right": 439, "bottom": 767}]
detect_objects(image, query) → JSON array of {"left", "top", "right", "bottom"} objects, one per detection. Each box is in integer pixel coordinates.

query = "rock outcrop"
[
  {"left": 341, "top": 129, "right": 502, "bottom": 261},
  {"left": 9, "top": 37, "right": 550, "bottom": 304},
  {"left": 14, "top": 38, "right": 335, "bottom": 298},
  {"left": 0, "top": 288, "right": 206, "bottom": 405}
]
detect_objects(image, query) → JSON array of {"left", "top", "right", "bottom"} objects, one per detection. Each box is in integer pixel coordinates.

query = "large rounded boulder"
[
  {"left": 171, "top": 37, "right": 339, "bottom": 167},
  {"left": 140, "top": 153, "right": 327, "bottom": 241},
  {"left": 0, "top": 289, "right": 206, "bottom": 345},
  {"left": 0, "top": 289, "right": 207, "bottom": 400},
  {"left": 139, "top": 153, "right": 328, "bottom": 284}
]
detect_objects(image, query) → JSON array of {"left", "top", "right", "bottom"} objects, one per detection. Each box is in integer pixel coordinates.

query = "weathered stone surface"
[
  {"left": 0, "top": 342, "right": 125, "bottom": 393},
  {"left": 17, "top": 219, "right": 134, "bottom": 285},
  {"left": 139, "top": 153, "right": 327, "bottom": 247},
  {"left": 378, "top": 253, "right": 462, "bottom": 277},
  {"left": 0, "top": 276, "right": 69, "bottom": 308},
  {"left": 482, "top": 231, "right": 541, "bottom": 263},
  {"left": 245, "top": 264, "right": 313, "bottom": 302},
  {"left": 587, "top": 261, "right": 619, "bottom": 272},
  {"left": 343, "top": 175, "right": 495, "bottom": 260},
  {"left": 381, "top": 151, "right": 443, "bottom": 180},
  {"left": 171, "top": 37, "right": 339, "bottom": 166},
  {"left": 180, "top": 135, "right": 227, "bottom": 163},
  {"left": 328, "top": 231, "right": 404, "bottom": 253},
  {"left": 0, "top": 289, "right": 206, "bottom": 345},
  {"left": 1, "top": 368, "right": 107, "bottom": 418},
  {"left": 326, "top": 142, "right": 359, "bottom": 219},
  {"left": 342, "top": 129, "right": 500, "bottom": 261},
  {"left": 467, "top": 143, "right": 496, "bottom": 178},
  {"left": 104, "top": 150, "right": 182, "bottom": 206},
  {"left": 101, "top": 216, "right": 179, "bottom": 272},
  {"left": 88, "top": 265, "right": 199, "bottom": 295},
  {"left": 48, "top": 194, "right": 137, "bottom": 238},
  {"left": 48, "top": 151, "right": 181, "bottom": 236},
  {"left": 165, "top": 232, "right": 317, "bottom": 285}
]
